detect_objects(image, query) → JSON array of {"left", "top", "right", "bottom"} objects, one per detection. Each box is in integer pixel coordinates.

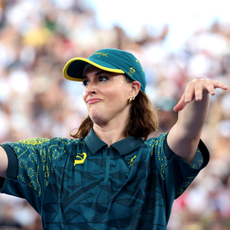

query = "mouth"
[{"left": 86, "top": 98, "right": 102, "bottom": 104}]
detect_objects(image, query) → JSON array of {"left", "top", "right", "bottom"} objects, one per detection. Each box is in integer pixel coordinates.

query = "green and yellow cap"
[{"left": 62, "top": 48, "right": 146, "bottom": 92}]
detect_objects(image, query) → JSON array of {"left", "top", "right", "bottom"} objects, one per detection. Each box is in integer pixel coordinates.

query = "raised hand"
[{"left": 174, "top": 79, "right": 228, "bottom": 112}]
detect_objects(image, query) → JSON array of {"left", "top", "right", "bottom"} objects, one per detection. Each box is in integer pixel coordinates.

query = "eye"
[
  {"left": 98, "top": 76, "right": 109, "bottom": 82},
  {"left": 82, "top": 79, "right": 89, "bottom": 87}
]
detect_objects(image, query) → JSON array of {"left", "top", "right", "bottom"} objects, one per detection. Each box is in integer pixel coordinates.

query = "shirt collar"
[
  {"left": 84, "top": 128, "right": 144, "bottom": 156},
  {"left": 84, "top": 128, "right": 107, "bottom": 155}
]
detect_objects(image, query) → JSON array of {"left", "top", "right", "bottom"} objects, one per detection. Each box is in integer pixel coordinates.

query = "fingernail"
[{"left": 185, "top": 98, "right": 189, "bottom": 103}]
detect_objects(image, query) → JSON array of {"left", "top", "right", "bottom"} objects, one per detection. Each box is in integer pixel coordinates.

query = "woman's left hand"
[{"left": 174, "top": 78, "right": 228, "bottom": 112}]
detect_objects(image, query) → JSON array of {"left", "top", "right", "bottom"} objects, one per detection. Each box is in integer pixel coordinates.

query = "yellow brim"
[{"left": 62, "top": 57, "right": 125, "bottom": 81}]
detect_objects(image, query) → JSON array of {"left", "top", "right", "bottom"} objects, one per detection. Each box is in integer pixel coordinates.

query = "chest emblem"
[
  {"left": 74, "top": 152, "right": 87, "bottom": 166},
  {"left": 128, "top": 155, "right": 136, "bottom": 166}
]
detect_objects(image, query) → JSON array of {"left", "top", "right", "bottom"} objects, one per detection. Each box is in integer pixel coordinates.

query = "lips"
[{"left": 86, "top": 98, "right": 102, "bottom": 104}]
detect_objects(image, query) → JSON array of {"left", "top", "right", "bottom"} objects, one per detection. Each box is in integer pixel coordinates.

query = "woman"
[{"left": 0, "top": 48, "right": 228, "bottom": 230}]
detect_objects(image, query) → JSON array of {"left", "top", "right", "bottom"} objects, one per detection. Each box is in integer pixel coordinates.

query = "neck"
[{"left": 93, "top": 122, "right": 127, "bottom": 146}]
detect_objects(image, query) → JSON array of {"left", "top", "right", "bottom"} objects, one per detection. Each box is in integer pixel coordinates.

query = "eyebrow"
[
  {"left": 95, "top": 70, "right": 110, "bottom": 75},
  {"left": 83, "top": 70, "right": 111, "bottom": 79}
]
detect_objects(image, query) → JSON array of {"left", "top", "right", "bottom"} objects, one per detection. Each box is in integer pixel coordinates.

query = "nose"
[{"left": 85, "top": 81, "right": 96, "bottom": 94}]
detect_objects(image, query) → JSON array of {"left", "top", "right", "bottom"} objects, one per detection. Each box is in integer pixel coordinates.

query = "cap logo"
[
  {"left": 91, "top": 52, "right": 108, "bottom": 57},
  {"left": 128, "top": 67, "right": 135, "bottom": 76}
]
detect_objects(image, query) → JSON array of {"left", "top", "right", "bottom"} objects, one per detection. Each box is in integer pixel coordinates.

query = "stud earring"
[{"left": 128, "top": 96, "right": 135, "bottom": 104}]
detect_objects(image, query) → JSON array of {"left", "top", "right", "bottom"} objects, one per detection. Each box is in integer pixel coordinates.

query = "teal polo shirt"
[{"left": 0, "top": 129, "right": 209, "bottom": 230}]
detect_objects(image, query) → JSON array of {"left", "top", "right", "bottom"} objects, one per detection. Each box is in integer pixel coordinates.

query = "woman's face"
[{"left": 82, "top": 65, "right": 138, "bottom": 127}]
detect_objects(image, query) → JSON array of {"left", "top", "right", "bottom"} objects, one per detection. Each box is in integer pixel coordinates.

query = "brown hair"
[{"left": 71, "top": 75, "right": 159, "bottom": 141}]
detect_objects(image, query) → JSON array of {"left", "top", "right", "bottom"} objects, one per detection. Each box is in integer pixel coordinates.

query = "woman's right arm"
[{"left": 0, "top": 146, "right": 8, "bottom": 178}]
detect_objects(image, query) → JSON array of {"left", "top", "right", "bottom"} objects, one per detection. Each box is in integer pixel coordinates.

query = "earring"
[{"left": 128, "top": 96, "right": 135, "bottom": 104}]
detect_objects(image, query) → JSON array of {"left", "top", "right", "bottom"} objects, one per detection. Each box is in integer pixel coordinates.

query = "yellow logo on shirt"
[
  {"left": 74, "top": 152, "right": 87, "bottom": 166},
  {"left": 128, "top": 155, "right": 136, "bottom": 166}
]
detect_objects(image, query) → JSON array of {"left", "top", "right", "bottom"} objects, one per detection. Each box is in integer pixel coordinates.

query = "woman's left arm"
[{"left": 167, "top": 79, "right": 228, "bottom": 163}]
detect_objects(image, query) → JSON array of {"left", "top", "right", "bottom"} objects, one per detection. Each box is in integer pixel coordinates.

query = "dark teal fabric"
[{"left": 0, "top": 129, "right": 209, "bottom": 230}]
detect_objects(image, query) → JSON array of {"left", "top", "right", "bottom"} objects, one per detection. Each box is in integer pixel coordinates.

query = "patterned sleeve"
[
  {"left": 148, "top": 133, "right": 209, "bottom": 198},
  {"left": 0, "top": 137, "right": 72, "bottom": 212}
]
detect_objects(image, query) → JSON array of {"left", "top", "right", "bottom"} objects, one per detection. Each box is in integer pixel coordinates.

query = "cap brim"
[{"left": 63, "top": 57, "right": 125, "bottom": 81}]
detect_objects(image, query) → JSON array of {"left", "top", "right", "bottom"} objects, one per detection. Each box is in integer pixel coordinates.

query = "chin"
[
  {"left": 90, "top": 114, "right": 108, "bottom": 126},
  {"left": 90, "top": 112, "right": 102, "bottom": 123}
]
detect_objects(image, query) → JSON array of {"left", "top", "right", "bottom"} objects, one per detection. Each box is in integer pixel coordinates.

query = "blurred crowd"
[{"left": 0, "top": 0, "right": 230, "bottom": 229}]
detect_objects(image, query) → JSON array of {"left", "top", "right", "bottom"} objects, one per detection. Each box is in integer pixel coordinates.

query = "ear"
[{"left": 131, "top": 81, "right": 141, "bottom": 96}]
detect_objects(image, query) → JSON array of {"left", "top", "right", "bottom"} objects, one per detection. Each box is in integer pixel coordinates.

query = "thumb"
[{"left": 173, "top": 96, "right": 187, "bottom": 112}]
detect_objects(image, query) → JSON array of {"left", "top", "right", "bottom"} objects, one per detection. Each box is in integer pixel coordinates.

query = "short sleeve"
[
  {"left": 0, "top": 137, "right": 72, "bottom": 212},
  {"left": 152, "top": 133, "right": 209, "bottom": 198}
]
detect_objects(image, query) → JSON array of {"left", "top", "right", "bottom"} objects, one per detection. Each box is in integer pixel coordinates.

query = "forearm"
[
  {"left": 167, "top": 94, "right": 210, "bottom": 163},
  {"left": 177, "top": 94, "right": 210, "bottom": 140},
  {"left": 0, "top": 146, "right": 8, "bottom": 178}
]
